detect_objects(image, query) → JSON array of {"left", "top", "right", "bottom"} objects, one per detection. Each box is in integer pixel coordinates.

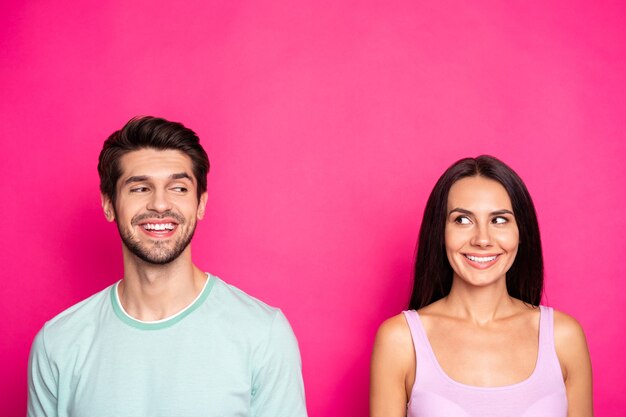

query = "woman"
[{"left": 370, "top": 156, "right": 592, "bottom": 417}]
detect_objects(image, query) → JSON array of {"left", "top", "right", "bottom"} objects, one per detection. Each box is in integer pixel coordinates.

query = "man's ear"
[
  {"left": 197, "top": 192, "right": 208, "bottom": 220},
  {"left": 101, "top": 194, "right": 115, "bottom": 222}
]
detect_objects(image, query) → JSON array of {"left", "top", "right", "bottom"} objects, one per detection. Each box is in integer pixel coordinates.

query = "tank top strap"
[
  {"left": 536, "top": 306, "right": 564, "bottom": 384},
  {"left": 538, "top": 305, "right": 552, "bottom": 349},
  {"left": 402, "top": 310, "right": 439, "bottom": 382}
]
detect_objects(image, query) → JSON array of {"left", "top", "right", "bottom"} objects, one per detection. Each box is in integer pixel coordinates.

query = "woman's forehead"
[{"left": 447, "top": 176, "right": 512, "bottom": 211}]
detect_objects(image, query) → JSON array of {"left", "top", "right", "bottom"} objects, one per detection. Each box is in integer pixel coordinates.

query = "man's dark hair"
[
  {"left": 98, "top": 116, "right": 210, "bottom": 203},
  {"left": 409, "top": 155, "right": 543, "bottom": 309}
]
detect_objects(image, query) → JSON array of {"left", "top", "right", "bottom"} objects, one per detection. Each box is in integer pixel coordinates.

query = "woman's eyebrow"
[
  {"left": 448, "top": 208, "right": 514, "bottom": 216},
  {"left": 448, "top": 208, "right": 472, "bottom": 216}
]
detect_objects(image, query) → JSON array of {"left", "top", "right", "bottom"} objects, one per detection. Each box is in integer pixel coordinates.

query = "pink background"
[{"left": 2, "top": 1, "right": 625, "bottom": 415}]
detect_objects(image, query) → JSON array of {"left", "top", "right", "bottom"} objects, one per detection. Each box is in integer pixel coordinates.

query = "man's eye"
[
  {"left": 172, "top": 187, "right": 188, "bottom": 193},
  {"left": 493, "top": 216, "right": 508, "bottom": 224},
  {"left": 454, "top": 216, "right": 471, "bottom": 225},
  {"left": 130, "top": 187, "right": 149, "bottom": 193}
]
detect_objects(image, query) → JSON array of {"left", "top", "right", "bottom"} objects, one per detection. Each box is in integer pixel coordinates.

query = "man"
[{"left": 28, "top": 116, "right": 307, "bottom": 417}]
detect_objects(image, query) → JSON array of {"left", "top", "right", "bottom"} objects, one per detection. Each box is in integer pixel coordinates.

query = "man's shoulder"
[
  {"left": 209, "top": 275, "right": 301, "bottom": 365},
  {"left": 209, "top": 275, "right": 284, "bottom": 325},
  {"left": 37, "top": 284, "right": 115, "bottom": 348}
]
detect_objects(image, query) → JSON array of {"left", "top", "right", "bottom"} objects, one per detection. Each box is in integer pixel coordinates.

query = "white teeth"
[
  {"left": 465, "top": 255, "right": 497, "bottom": 263},
  {"left": 143, "top": 223, "right": 175, "bottom": 231}
]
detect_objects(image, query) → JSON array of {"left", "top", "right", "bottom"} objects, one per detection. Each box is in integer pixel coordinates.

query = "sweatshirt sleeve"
[
  {"left": 251, "top": 310, "right": 307, "bottom": 417},
  {"left": 28, "top": 327, "right": 58, "bottom": 417}
]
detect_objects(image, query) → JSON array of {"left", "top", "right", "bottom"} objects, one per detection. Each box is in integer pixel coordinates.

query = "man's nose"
[{"left": 146, "top": 189, "right": 172, "bottom": 212}]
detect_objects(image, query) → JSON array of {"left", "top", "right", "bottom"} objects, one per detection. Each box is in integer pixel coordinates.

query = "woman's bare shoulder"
[
  {"left": 375, "top": 313, "right": 413, "bottom": 347},
  {"left": 551, "top": 309, "right": 593, "bottom": 413},
  {"left": 552, "top": 309, "right": 591, "bottom": 379},
  {"left": 371, "top": 312, "right": 415, "bottom": 391},
  {"left": 372, "top": 312, "right": 415, "bottom": 373},
  {"left": 553, "top": 309, "right": 587, "bottom": 343},
  {"left": 371, "top": 313, "right": 416, "bottom": 416}
]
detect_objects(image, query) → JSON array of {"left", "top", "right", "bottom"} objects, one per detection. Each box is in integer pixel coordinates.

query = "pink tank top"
[{"left": 403, "top": 306, "right": 568, "bottom": 417}]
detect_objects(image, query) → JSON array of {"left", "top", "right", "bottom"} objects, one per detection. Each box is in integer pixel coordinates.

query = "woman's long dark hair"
[{"left": 409, "top": 155, "right": 543, "bottom": 310}]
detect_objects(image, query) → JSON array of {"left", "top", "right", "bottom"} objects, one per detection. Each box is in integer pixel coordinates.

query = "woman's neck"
[{"left": 443, "top": 278, "right": 521, "bottom": 325}]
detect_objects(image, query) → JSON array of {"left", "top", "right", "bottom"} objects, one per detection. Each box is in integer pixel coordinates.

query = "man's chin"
[
  {"left": 119, "top": 225, "right": 196, "bottom": 267},
  {"left": 121, "top": 240, "right": 188, "bottom": 266},
  {"left": 131, "top": 246, "right": 187, "bottom": 265}
]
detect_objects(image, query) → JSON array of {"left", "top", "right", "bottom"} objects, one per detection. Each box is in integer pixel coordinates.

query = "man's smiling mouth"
[{"left": 142, "top": 223, "right": 176, "bottom": 231}]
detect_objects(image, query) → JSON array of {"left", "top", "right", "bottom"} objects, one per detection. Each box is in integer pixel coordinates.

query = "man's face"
[{"left": 102, "top": 149, "right": 207, "bottom": 265}]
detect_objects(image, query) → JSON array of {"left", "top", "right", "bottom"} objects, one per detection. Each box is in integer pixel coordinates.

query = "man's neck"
[{"left": 118, "top": 248, "right": 207, "bottom": 321}]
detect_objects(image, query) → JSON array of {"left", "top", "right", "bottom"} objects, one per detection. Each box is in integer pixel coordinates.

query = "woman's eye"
[
  {"left": 493, "top": 216, "right": 508, "bottom": 224},
  {"left": 454, "top": 216, "right": 471, "bottom": 225}
]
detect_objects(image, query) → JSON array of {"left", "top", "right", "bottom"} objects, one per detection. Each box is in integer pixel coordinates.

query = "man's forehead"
[{"left": 117, "top": 149, "right": 195, "bottom": 182}]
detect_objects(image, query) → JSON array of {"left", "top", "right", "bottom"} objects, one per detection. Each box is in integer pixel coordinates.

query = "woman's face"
[{"left": 444, "top": 175, "right": 519, "bottom": 288}]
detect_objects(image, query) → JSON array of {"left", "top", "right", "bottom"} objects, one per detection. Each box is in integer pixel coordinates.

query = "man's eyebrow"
[
  {"left": 123, "top": 173, "right": 193, "bottom": 185},
  {"left": 170, "top": 172, "right": 193, "bottom": 181},
  {"left": 124, "top": 175, "right": 149, "bottom": 185}
]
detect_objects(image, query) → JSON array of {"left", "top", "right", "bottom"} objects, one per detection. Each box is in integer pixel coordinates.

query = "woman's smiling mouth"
[{"left": 462, "top": 253, "right": 501, "bottom": 269}]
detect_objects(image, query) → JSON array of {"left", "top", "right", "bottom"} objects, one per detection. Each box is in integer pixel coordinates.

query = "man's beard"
[{"left": 116, "top": 211, "right": 197, "bottom": 265}]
